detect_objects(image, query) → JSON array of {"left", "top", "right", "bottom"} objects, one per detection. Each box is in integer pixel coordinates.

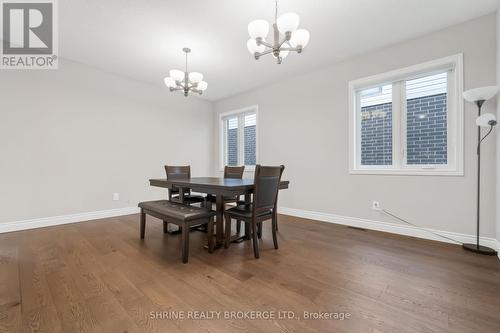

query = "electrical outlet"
[
  {"left": 372, "top": 201, "right": 381, "bottom": 210},
  {"left": 113, "top": 193, "right": 120, "bottom": 201}
]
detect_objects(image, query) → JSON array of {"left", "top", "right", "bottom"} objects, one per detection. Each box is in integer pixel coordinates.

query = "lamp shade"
[
  {"left": 164, "top": 77, "right": 176, "bottom": 88},
  {"left": 248, "top": 19, "right": 269, "bottom": 39},
  {"left": 247, "top": 38, "right": 265, "bottom": 54},
  {"left": 198, "top": 81, "right": 208, "bottom": 91},
  {"left": 277, "top": 12, "right": 299, "bottom": 34},
  {"left": 169, "top": 69, "right": 185, "bottom": 82},
  {"left": 463, "top": 86, "right": 499, "bottom": 102},
  {"left": 289, "top": 29, "right": 310, "bottom": 48},
  {"left": 188, "top": 72, "right": 203, "bottom": 83},
  {"left": 476, "top": 113, "right": 497, "bottom": 127}
]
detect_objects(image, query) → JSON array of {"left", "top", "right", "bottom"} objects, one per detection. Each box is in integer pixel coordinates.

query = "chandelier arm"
[
  {"left": 279, "top": 46, "right": 300, "bottom": 51},
  {"left": 257, "top": 39, "right": 273, "bottom": 48},
  {"left": 256, "top": 49, "right": 274, "bottom": 57},
  {"left": 190, "top": 87, "right": 203, "bottom": 95},
  {"left": 278, "top": 38, "right": 290, "bottom": 48}
]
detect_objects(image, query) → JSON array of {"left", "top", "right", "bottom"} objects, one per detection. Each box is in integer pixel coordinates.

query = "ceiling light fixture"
[
  {"left": 164, "top": 48, "right": 207, "bottom": 97},
  {"left": 247, "top": 0, "right": 310, "bottom": 64}
]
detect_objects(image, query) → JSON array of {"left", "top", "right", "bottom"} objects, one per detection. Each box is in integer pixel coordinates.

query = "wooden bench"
[{"left": 138, "top": 200, "right": 216, "bottom": 263}]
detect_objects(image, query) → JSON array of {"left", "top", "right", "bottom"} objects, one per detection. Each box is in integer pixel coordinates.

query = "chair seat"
[
  {"left": 225, "top": 203, "right": 272, "bottom": 219},
  {"left": 171, "top": 194, "right": 205, "bottom": 204},
  {"left": 206, "top": 194, "right": 238, "bottom": 203},
  {"left": 138, "top": 200, "right": 214, "bottom": 221}
]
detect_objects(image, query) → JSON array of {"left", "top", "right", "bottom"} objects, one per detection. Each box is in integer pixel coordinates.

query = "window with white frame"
[
  {"left": 220, "top": 106, "right": 257, "bottom": 169},
  {"left": 349, "top": 54, "right": 463, "bottom": 175}
]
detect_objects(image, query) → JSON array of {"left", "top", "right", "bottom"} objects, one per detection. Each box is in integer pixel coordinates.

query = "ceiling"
[{"left": 59, "top": 0, "right": 499, "bottom": 101}]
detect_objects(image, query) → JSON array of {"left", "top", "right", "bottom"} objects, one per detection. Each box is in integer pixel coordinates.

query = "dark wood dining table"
[{"left": 149, "top": 177, "right": 290, "bottom": 247}]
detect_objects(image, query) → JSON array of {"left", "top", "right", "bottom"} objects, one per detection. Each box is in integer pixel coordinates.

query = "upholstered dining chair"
[{"left": 224, "top": 165, "right": 285, "bottom": 259}]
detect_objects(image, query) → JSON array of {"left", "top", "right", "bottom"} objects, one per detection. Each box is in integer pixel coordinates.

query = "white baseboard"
[
  {"left": 278, "top": 207, "right": 500, "bottom": 253},
  {"left": 0, "top": 207, "right": 140, "bottom": 234}
]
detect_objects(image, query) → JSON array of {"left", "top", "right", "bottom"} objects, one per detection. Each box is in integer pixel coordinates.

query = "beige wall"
[
  {"left": 214, "top": 14, "right": 497, "bottom": 237},
  {"left": 0, "top": 59, "right": 213, "bottom": 223}
]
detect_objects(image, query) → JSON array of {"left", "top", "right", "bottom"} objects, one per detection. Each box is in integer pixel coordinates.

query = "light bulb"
[
  {"left": 164, "top": 77, "right": 176, "bottom": 88},
  {"left": 169, "top": 69, "right": 185, "bottom": 82},
  {"left": 189, "top": 72, "right": 203, "bottom": 83},
  {"left": 248, "top": 19, "right": 269, "bottom": 39},
  {"left": 247, "top": 38, "right": 265, "bottom": 54},
  {"left": 198, "top": 81, "right": 208, "bottom": 91},
  {"left": 277, "top": 12, "right": 299, "bottom": 34},
  {"left": 290, "top": 29, "right": 310, "bottom": 48}
]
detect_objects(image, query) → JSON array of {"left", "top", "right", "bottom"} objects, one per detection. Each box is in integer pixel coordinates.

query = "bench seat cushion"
[{"left": 139, "top": 200, "right": 215, "bottom": 222}]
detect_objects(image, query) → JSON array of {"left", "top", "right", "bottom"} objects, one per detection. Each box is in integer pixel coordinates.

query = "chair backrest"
[
  {"left": 252, "top": 165, "right": 285, "bottom": 214},
  {"left": 164, "top": 165, "right": 191, "bottom": 180},
  {"left": 164, "top": 165, "right": 191, "bottom": 198},
  {"left": 224, "top": 166, "right": 245, "bottom": 179}
]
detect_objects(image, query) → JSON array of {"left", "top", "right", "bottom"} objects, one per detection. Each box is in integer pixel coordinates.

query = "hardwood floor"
[{"left": 1, "top": 214, "right": 500, "bottom": 333}]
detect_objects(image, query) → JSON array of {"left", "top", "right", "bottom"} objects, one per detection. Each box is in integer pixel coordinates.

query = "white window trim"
[
  {"left": 219, "top": 105, "right": 259, "bottom": 172},
  {"left": 348, "top": 54, "right": 464, "bottom": 176}
]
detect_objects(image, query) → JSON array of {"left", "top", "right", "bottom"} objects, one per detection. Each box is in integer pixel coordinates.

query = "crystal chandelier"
[
  {"left": 164, "top": 48, "right": 208, "bottom": 97},
  {"left": 247, "top": 0, "right": 310, "bottom": 64}
]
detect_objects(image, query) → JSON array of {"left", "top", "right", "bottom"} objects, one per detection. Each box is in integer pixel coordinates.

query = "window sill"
[{"left": 349, "top": 168, "right": 464, "bottom": 176}]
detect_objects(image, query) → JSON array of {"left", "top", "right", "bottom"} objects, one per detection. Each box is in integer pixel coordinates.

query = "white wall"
[
  {"left": 0, "top": 59, "right": 213, "bottom": 223},
  {"left": 214, "top": 14, "right": 497, "bottom": 238}
]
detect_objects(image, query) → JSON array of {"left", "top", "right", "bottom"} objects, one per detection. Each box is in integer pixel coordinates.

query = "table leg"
[
  {"left": 179, "top": 188, "right": 185, "bottom": 204},
  {"left": 244, "top": 194, "right": 251, "bottom": 240},
  {"left": 215, "top": 194, "right": 224, "bottom": 247}
]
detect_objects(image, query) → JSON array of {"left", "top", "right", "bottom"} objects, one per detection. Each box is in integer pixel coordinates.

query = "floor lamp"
[{"left": 462, "top": 86, "right": 498, "bottom": 255}]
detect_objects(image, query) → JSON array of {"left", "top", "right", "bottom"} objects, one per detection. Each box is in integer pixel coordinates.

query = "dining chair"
[
  {"left": 206, "top": 166, "right": 245, "bottom": 231},
  {"left": 164, "top": 165, "right": 205, "bottom": 204},
  {"left": 223, "top": 166, "right": 245, "bottom": 234},
  {"left": 224, "top": 166, "right": 245, "bottom": 179},
  {"left": 164, "top": 165, "right": 206, "bottom": 233},
  {"left": 224, "top": 165, "right": 285, "bottom": 258}
]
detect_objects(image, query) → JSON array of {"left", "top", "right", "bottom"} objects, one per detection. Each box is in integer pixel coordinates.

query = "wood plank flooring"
[{"left": 1, "top": 213, "right": 500, "bottom": 333}]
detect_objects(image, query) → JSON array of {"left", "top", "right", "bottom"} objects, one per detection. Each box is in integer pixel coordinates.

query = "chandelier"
[
  {"left": 247, "top": 0, "right": 310, "bottom": 64},
  {"left": 164, "top": 48, "right": 208, "bottom": 97}
]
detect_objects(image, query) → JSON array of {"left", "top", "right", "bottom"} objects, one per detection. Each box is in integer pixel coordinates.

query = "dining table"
[{"left": 149, "top": 177, "right": 290, "bottom": 247}]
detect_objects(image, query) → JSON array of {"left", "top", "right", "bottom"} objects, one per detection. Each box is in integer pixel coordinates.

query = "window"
[
  {"left": 349, "top": 54, "right": 463, "bottom": 175},
  {"left": 220, "top": 106, "right": 258, "bottom": 169}
]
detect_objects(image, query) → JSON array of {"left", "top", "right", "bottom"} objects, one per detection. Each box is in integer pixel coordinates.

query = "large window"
[
  {"left": 220, "top": 106, "right": 257, "bottom": 169},
  {"left": 349, "top": 54, "right": 463, "bottom": 175}
]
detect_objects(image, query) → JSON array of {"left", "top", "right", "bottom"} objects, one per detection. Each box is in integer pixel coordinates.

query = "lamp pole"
[{"left": 475, "top": 100, "right": 483, "bottom": 251}]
